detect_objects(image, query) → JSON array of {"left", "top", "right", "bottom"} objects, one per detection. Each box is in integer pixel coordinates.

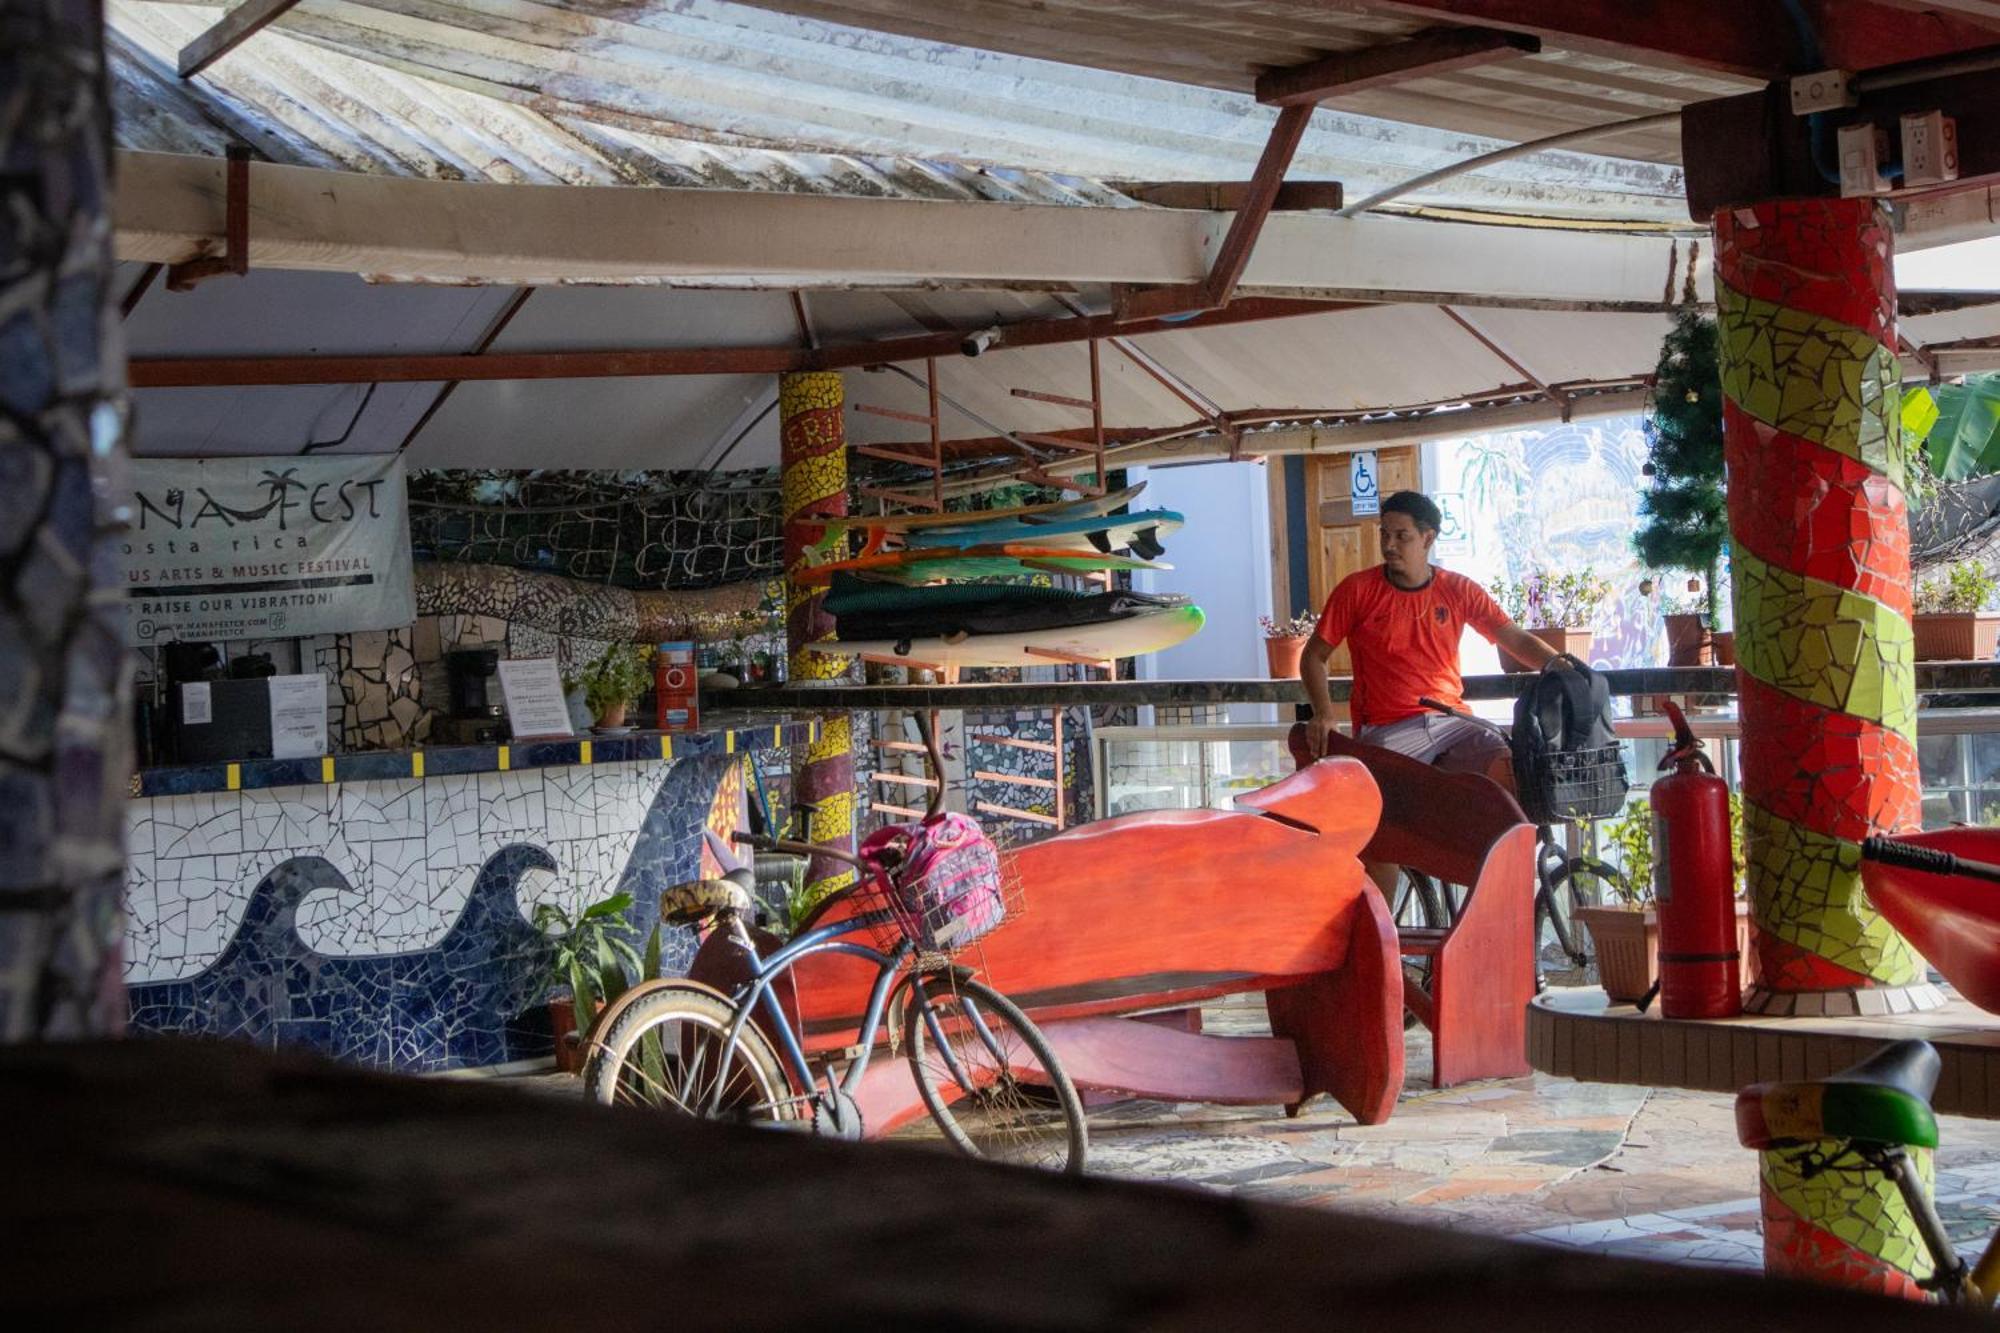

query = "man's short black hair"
[{"left": 1381, "top": 490, "right": 1442, "bottom": 535}]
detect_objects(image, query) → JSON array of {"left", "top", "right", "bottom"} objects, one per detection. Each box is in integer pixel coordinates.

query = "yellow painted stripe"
[
  {"left": 411, "top": 752, "right": 425, "bottom": 778},
  {"left": 321, "top": 757, "right": 335, "bottom": 784},
  {"left": 580, "top": 740, "right": 593, "bottom": 764},
  {"left": 811, "top": 719, "right": 820, "bottom": 745},
  {"left": 226, "top": 763, "right": 241, "bottom": 791},
  {"left": 498, "top": 745, "right": 510, "bottom": 771},
  {"left": 725, "top": 730, "right": 737, "bottom": 754},
  {"left": 772, "top": 724, "right": 782, "bottom": 748},
  {"left": 661, "top": 734, "right": 674, "bottom": 760}
]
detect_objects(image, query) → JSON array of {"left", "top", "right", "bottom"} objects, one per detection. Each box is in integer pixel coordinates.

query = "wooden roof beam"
[
  {"left": 1340, "top": 1, "right": 1999, "bottom": 80},
  {"left": 178, "top": 0, "right": 302, "bottom": 79},
  {"left": 1117, "top": 181, "right": 1344, "bottom": 211},
  {"left": 1255, "top": 26, "right": 1540, "bottom": 106}
]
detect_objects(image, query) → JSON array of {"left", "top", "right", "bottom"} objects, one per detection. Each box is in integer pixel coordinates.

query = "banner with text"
[{"left": 122, "top": 454, "right": 415, "bottom": 646}]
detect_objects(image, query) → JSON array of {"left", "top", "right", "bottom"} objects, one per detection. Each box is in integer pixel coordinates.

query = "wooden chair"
[
  {"left": 726, "top": 757, "right": 1408, "bottom": 1131},
  {"left": 1288, "top": 723, "right": 1538, "bottom": 1088}
]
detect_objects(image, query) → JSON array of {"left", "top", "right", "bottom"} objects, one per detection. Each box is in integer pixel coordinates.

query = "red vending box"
[{"left": 654, "top": 642, "right": 698, "bottom": 731}]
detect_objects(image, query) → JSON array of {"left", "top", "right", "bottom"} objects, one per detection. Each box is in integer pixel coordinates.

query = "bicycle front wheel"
[
  {"left": 584, "top": 982, "right": 800, "bottom": 1125},
  {"left": 903, "top": 975, "right": 1086, "bottom": 1175},
  {"left": 1547, "top": 856, "right": 1626, "bottom": 967}
]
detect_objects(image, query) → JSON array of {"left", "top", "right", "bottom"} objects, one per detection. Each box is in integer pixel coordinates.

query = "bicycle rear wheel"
[
  {"left": 1546, "top": 856, "right": 1626, "bottom": 969},
  {"left": 903, "top": 974, "right": 1086, "bottom": 1175},
  {"left": 584, "top": 982, "right": 800, "bottom": 1125},
  {"left": 1390, "top": 869, "right": 1449, "bottom": 1029}
]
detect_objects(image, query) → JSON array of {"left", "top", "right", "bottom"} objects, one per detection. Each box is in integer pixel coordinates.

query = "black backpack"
[{"left": 1510, "top": 654, "right": 1628, "bottom": 823}]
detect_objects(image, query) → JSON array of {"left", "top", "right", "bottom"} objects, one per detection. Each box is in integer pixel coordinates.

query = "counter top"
[
  {"left": 706, "top": 661, "right": 2000, "bottom": 713},
  {"left": 133, "top": 717, "right": 816, "bottom": 799}
]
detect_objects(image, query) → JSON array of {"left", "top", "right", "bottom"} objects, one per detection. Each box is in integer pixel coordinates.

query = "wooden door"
[{"left": 1306, "top": 446, "right": 1418, "bottom": 675}]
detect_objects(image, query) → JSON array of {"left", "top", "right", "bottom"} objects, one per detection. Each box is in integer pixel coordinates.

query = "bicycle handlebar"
[
  {"left": 1861, "top": 835, "right": 2000, "bottom": 885},
  {"left": 731, "top": 829, "right": 866, "bottom": 871},
  {"left": 1418, "top": 696, "right": 1511, "bottom": 740}
]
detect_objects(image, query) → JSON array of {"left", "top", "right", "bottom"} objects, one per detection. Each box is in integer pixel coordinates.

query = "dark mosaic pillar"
[
  {"left": 1715, "top": 199, "right": 1932, "bottom": 1296},
  {"left": 778, "top": 372, "right": 854, "bottom": 903},
  {"left": 0, "top": 0, "right": 133, "bottom": 1039}
]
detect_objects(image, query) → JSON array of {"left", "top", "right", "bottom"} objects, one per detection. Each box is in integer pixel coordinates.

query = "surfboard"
[
  {"left": 903, "top": 510, "right": 1183, "bottom": 557},
  {"left": 796, "top": 543, "right": 1169, "bottom": 587},
  {"left": 810, "top": 604, "right": 1205, "bottom": 669},
  {"left": 811, "top": 483, "right": 1147, "bottom": 535}
]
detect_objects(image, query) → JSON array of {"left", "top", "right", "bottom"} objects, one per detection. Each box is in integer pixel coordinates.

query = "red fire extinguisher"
[{"left": 1648, "top": 700, "right": 1741, "bottom": 1019}]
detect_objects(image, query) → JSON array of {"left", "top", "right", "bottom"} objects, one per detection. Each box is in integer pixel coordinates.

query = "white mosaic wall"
[{"left": 124, "top": 759, "right": 681, "bottom": 984}]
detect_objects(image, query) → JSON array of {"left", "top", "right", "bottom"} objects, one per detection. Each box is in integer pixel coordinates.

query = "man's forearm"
[
  {"left": 1497, "top": 623, "right": 1558, "bottom": 668},
  {"left": 1301, "top": 646, "right": 1336, "bottom": 715}
]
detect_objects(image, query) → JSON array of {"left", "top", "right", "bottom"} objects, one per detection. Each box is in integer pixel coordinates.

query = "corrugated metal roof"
[
  {"left": 111, "top": 0, "right": 1129, "bottom": 205},
  {"left": 114, "top": 0, "right": 1695, "bottom": 221}
]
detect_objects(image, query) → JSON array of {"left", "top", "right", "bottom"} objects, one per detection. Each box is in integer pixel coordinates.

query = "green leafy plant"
[
  {"left": 565, "top": 642, "right": 655, "bottom": 719},
  {"left": 533, "top": 891, "right": 661, "bottom": 1043},
  {"left": 1922, "top": 373, "right": 2000, "bottom": 482},
  {"left": 1491, "top": 568, "right": 1612, "bottom": 629},
  {"left": 1637, "top": 310, "right": 1728, "bottom": 619},
  {"left": 1594, "top": 789, "right": 1749, "bottom": 907},
  {"left": 1914, "top": 563, "right": 2000, "bottom": 614}
]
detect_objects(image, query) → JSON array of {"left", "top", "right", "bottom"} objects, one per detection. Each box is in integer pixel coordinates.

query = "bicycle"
[
  {"left": 581, "top": 724, "right": 1087, "bottom": 1174},
  {"left": 1738, "top": 1035, "right": 1995, "bottom": 1302},
  {"left": 1397, "top": 697, "right": 1630, "bottom": 988}
]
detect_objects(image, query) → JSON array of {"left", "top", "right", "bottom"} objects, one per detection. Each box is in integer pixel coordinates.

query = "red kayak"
[{"left": 1861, "top": 828, "right": 2000, "bottom": 1011}]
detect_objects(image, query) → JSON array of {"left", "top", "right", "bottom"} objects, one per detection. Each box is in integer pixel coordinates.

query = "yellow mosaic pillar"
[
  {"left": 1716, "top": 198, "right": 1940, "bottom": 1295},
  {"left": 779, "top": 372, "right": 855, "bottom": 903}
]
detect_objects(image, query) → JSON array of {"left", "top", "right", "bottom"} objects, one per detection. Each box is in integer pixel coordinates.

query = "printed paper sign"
[
  {"left": 497, "top": 659, "right": 574, "bottom": 739},
  {"left": 267, "top": 674, "right": 329, "bottom": 760},
  {"left": 1350, "top": 451, "right": 1381, "bottom": 517},
  {"left": 180, "top": 681, "right": 212, "bottom": 726},
  {"left": 121, "top": 454, "right": 415, "bottom": 647}
]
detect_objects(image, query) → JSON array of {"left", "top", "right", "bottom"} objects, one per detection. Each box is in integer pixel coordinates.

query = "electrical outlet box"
[
  {"left": 1838, "top": 123, "right": 1891, "bottom": 197},
  {"left": 1791, "top": 69, "right": 1858, "bottom": 114},
  {"left": 1902, "top": 111, "right": 1961, "bottom": 187}
]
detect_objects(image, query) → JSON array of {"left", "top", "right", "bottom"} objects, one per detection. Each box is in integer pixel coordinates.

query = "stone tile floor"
[{"left": 1083, "top": 993, "right": 2000, "bottom": 1272}]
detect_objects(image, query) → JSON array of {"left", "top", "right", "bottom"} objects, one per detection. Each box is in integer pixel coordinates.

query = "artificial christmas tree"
[{"left": 1638, "top": 309, "right": 1729, "bottom": 659}]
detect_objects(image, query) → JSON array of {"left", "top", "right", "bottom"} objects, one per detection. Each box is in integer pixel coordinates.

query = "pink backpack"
[{"left": 860, "top": 812, "right": 1007, "bottom": 952}]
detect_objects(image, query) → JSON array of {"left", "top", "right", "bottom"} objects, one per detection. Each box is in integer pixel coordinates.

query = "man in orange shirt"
[{"left": 1300, "top": 490, "right": 1560, "bottom": 780}]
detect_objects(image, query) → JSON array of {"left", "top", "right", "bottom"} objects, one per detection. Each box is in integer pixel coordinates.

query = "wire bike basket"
[
  {"left": 1514, "top": 743, "right": 1628, "bottom": 825},
  {"left": 859, "top": 812, "right": 1017, "bottom": 955}
]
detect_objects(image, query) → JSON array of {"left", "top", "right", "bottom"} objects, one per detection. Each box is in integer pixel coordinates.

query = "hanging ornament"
[
  {"left": 1687, "top": 576, "right": 1702, "bottom": 593},
  {"left": 1685, "top": 390, "right": 1700, "bottom": 403},
  {"left": 1642, "top": 462, "right": 1656, "bottom": 477},
  {"left": 1639, "top": 578, "right": 1655, "bottom": 596}
]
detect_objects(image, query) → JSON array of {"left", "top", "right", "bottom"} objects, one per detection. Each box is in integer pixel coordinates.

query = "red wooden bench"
[
  {"left": 694, "top": 757, "right": 1407, "bottom": 1132},
  {"left": 1287, "top": 723, "right": 1538, "bottom": 1088}
]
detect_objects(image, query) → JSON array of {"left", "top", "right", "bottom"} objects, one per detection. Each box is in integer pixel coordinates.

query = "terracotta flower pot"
[
  {"left": 1912, "top": 612, "right": 2000, "bottom": 662},
  {"left": 1501, "top": 626, "right": 1593, "bottom": 673},
  {"left": 1711, "top": 630, "right": 1736, "bottom": 667},
  {"left": 1264, "top": 634, "right": 1310, "bottom": 679},
  {"left": 1575, "top": 905, "right": 1658, "bottom": 1003},
  {"left": 593, "top": 700, "right": 629, "bottom": 730},
  {"left": 550, "top": 996, "right": 584, "bottom": 1074},
  {"left": 1664, "top": 613, "right": 1712, "bottom": 666}
]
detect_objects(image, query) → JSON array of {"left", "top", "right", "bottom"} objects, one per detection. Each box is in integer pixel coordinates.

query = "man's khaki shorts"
[{"left": 1357, "top": 712, "right": 1508, "bottom": 771}]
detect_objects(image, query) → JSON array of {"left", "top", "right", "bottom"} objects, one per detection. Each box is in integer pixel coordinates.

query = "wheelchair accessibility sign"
[{"left": 1350, "top": 450, "right": 1381, "bottom": 516}]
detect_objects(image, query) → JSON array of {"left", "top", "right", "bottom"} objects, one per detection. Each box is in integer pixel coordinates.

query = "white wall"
[{"left": 1128, "top": 460, "right": 1277, "bottom": 723}]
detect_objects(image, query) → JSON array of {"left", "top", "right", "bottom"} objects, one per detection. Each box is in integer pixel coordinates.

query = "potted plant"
[
  {"left": 566, "top": 642, "right": 655, "bottom": 731},
  {"left": 1913, "top": 564, "right": 2000, "bottom": 661},
  {"left": 1489, "top": 569, "right": 1610, "bottom": 671},
  {"left": 533, "top": 891, "right": 660, "bottom": 1074},
  {"left": 1650, "top": 577, "right": 1714, "bottom": 667},
  {"left": 1575, "top": 792, "right": 1757, "bottom": 1003},
  {"left": 1259, "top": 611, "right": 1319, "bottom": 679}
]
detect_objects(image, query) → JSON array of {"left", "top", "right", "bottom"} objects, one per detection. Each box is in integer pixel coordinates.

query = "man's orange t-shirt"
[{"left": 1313, "top": 566, "right": 1509, "bottom": 729}]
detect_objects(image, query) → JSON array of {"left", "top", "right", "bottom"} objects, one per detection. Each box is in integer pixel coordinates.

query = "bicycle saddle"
[
  {"left": 659, "top": 873, "right": 754, "bottom": 927},
  {"left": 1736, "top": 1039, "right": 1940, "bottom": 1151}
]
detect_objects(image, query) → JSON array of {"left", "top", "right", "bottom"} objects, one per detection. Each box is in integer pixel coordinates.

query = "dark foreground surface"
[{"left": 3, "top": 1038, "right": 1987, "bottom": 1330}]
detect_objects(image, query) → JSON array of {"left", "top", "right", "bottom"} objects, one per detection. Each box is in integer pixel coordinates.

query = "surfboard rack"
[{"left": 852, "top": 355, "right": 945, "bottom": 513}]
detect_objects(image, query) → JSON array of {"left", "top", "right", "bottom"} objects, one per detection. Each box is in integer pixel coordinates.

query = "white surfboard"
[{"left": 811, "top": 605, "right": 1205, "bottom": 669}]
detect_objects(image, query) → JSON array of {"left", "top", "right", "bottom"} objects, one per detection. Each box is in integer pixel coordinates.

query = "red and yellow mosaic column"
[
  {"left": 779, "top": 371, "right": 856, "bottom": 904},
  {"left": 1715, "top": 197, "right": 1941, "bottom": 1294}
]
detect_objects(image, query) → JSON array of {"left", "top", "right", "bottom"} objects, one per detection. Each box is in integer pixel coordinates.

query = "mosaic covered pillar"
[
  {"left": 778, "top": 372, "right": 855, "bottom": 903},
  {"left": 1717, "top": 199, "right": 1939, "bottom": 1293},
  {"left": 0, "top": 0, "right": 133, "bottom": 1040},
  {"left": 1714, "top": 198, "right": 1935, "bottom": 1016}
]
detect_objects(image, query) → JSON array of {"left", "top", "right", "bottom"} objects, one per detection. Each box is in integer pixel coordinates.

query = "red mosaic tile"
[
  {"left": 1723, "top": 403, "right": 1912, "bottom": 616},
  {"left": 1715, "top": 199, "right": 1896, "bottom": 344},
  {"left": 1737, "top": 675, "right": 1920, "bottom": 843}
]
